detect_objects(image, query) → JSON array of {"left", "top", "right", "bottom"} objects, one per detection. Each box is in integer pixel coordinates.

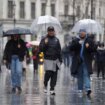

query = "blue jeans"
[
  {"left": 78, "top": 63, "right": 91, "bottom": 91},
  {"left": 63, "top": 54, "right": 70, "bottom": 67},
  {"left": 11, "top": 55, "right": 22, "bottom": 87}
]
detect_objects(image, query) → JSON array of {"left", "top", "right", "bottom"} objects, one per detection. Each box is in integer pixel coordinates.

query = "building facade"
[{"left": 0, "top": 0, "right": 105, "bottom": 45}]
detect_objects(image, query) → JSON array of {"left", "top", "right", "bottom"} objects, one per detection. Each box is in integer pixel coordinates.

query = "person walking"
[
  {"left": 70, "top": 29, "right": 96, "bottom": 97},
  {"left": 3, "top": 35, "right": 27, "bottom": 93},
  {"left": 62, "top": 44, "right": 70, "bottom": 67},
  {"left": 32, "top": 45, "right": 39, "bottom": 72},
  {"left": 39, "top": 26, "right": 62, "bottom": 95},
  {"left": 96, "top": 42, "right": 105, "bottom": 79}
]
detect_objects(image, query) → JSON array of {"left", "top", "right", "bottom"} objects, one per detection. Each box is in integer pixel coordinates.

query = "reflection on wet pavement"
[{"left": 0, "top": 64, "right": 105, "bottom": 105}]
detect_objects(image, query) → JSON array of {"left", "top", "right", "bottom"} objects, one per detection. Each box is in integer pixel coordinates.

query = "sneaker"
[
  {"left": 44, "top": 89, "right": 47, "bottom": 93},
  {"left": 78, "top": 90, "right": 83, "bottom": 97},
  {"left": 87, "top": 90, "right": 91, "bottom": 96},
  {"left": 44, "top": 87, "right": 47, "bottom": 93},
  {"left": 17, "top": 87, "right": 22, "bottom": 93},
  {"left": 50, "top": 90, "right": 55, "bottom": 95},
  {"left": 12, "top": 87, "right": 16, "bottom": 93}
]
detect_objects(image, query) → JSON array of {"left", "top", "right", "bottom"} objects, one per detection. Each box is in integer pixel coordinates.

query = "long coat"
[{"left": 70, "top": 37, "right": 97, "bottom": 76}]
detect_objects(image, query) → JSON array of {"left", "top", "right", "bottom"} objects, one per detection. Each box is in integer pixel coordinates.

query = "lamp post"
[
  {"left": 91, "top": 0, "right": 93, "bottom": 19},
  {"left": 13, "top": 0, "right": 16, "bottom": 28},
  {"left": 73, "top": 0, "right": 75, "bottom": 26}
]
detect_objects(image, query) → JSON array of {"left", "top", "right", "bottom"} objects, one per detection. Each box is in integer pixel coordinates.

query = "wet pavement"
[{"left": 0, "top": 64, "right": 105, "bottom": 105}]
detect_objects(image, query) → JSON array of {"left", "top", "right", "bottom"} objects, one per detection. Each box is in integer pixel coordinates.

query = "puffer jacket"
[{"left": 39, "top": 35, "right": 62, "bottom": 62}]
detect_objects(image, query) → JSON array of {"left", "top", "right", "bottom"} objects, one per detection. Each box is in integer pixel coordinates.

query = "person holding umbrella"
[
  {"left": 39, "top": 26, "right": 62, "bottom": 95},
  {"left": 70, "top": 29, "right": 96, "bottom": 97},
  {"left": 3, "top": 35, "right": 27, "bottom": 93}
]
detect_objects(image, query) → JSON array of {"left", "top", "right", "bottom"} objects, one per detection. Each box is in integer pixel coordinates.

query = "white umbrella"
[
  {"left": 71, "top": 19, "right": 103, "bottom": 35},
  {"left": 29, "top": 41, "right": 40, "bottom": 46},
  {"left": 31, "top": 15, "right": 62, "bottom": 34}
]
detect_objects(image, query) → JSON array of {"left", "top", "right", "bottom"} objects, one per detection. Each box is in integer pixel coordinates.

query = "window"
[
  {"left": 76, "top": 6, "right": 80, "bottom": 18},
  {"left": 51, "top": 4, "right": 55, "bottom": 16},
  {"left": 8, "top": 1, "right": 13, "bottom": 18},
  {"left": 20, "top": 1, "right": 25, "bottom": 19},
  {"left": 41, "top": 3, "right": 46, "bottom": 16},
  {"left": 64, "top": 5, "right": 69, "bottom": 16},
  {"left": 31, "top": 2, "right": 36, "bottom": 19}
]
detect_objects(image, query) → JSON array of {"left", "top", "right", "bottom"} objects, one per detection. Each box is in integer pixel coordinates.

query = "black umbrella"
[{"left": 3, "top": 27, "right": 33, "bottom": 37}]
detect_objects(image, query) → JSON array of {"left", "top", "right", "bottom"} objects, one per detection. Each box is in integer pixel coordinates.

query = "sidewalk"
[{"left": 0, "top": 64, "right": 105, "bottom": 105}]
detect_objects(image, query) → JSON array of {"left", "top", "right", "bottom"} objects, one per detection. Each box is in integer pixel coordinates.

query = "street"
[{"left": 0, "top": 64, "right": 105, "bottom": 105}]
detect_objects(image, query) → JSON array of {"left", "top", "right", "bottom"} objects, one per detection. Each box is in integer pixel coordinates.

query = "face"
[
  {"left": 13, "top": 35, "right": 20, "bottom": 40},
  {"left": 80, "top": 32, "right": 86, "bottom": 39},
  {"left": 48, "top": 30, "right": 55, "bottom": 36}
]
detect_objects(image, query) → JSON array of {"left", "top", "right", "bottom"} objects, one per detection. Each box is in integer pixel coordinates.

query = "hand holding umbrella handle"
[
  {"left": 86, "top": 43, "right": 89, "bottom": 48},
  {"left": 18, "top": 44, "right": 21, "bottom": 48},
  {"left": 45, "top": 38, "right": 48, "bottom": 44},
  {"left": 3, "top": 60, "right": 7, "bottom": 64}
]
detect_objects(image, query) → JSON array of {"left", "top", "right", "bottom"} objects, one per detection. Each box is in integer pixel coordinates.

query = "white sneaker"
[
  {"left": 50, "top": 90, "right": 55, "bottom": 95},
  {"left": 44, "top": 88, "right": 47, "bottom": 93},
  {"left": 78, "top": 90, "right": 83, "bottom": 97}
]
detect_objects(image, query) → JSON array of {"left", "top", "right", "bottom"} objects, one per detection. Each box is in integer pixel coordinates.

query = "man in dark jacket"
[
  {"left": 39, "top": 26, "right": 62, "bottom": 95},
  {"left": 70, "top": 29, "right": 96, "bottom": 97},
  {"left": 3, "top": 35, "right": 27, "bottom": 93}
]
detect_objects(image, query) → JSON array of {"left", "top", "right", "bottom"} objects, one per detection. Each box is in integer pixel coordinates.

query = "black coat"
[
  {"left": 39, "top": 35, "right": 62, "bottom": 63},
  {"left": 96, "top": 48, "right": 105, "bottom": 63},
  {"left": 70, "top": 37, "right": 97, "bottom": 76},
  {"left": 3, "top": 39, "right": 27, "bottom": 63}
]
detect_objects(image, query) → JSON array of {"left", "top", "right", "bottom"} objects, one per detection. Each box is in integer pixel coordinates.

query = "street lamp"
[
  {"left": 73, "top": 0, "right": 75, "bottom": 26},
  {"left": 13, "top": 1, "right": 16, "bottom": 28},
  {"left": 91, "top": 0, "right": 94, "bottom": 19}
]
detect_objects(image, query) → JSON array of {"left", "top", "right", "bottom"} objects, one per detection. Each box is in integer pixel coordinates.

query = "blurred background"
[{"left": 0, "top": 0, "right": 105, "bottom": 59}]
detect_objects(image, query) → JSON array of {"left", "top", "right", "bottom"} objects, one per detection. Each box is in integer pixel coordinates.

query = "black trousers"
[
  {"left": 33, "top": 60, "right": 38, "bottom": 70},
  {"left": 44, "top": 70, "right": 58, "bottom": 91},
  {"left": 97, "top": 61, "right": 105, "bottom": 78}
]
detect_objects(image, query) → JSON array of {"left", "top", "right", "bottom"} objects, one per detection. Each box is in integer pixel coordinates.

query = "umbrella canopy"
[
  {"left": 31, "top": 15, "right": 62, "bottom": 34},
  {"left": 29, "top": 41, "right": 40, "bottom": 46},
  {"left": 71, "top": 19, "right": 103, "bottom": 35},
  {"left": 3, "top": 27, "right": 32, "bottom": 37}
]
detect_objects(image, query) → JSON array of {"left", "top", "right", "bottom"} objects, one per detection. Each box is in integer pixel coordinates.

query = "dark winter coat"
[
  {"left": 96, "top": 48, "right": 105, "bottom": 63},
  {"left": 70, "top": 36, "right": 97, "bottom": 76},
  {"left": 3, "top": 38, "right": 27, "bottom": 63},
  {"left": 39, "top": 35, "right": 62, "bottom": 63}
]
